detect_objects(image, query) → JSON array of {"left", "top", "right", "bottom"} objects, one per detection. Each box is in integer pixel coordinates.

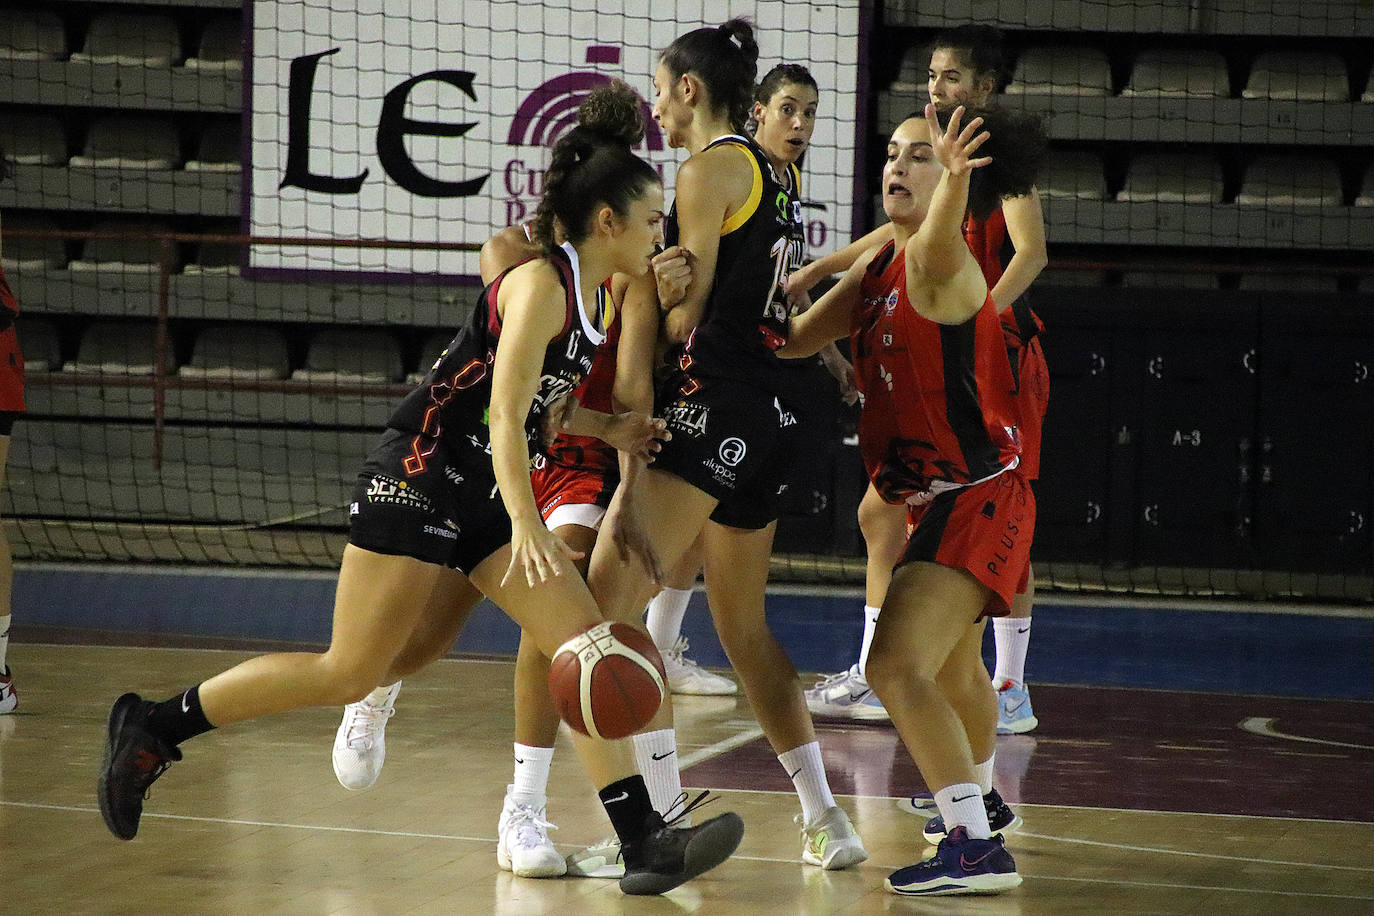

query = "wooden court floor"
[{"left": 2, "top": 642, "right": 1371, "bottom": 915}]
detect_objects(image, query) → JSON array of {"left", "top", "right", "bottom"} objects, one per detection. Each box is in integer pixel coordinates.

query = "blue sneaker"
[
  {"left": 886, "top": 827, "right": 1021, "bottom": 897},
  {"left": 997, "top": 681, "right": 1038, "bottom": 734},
  {"left": 921, "top": 788, "right": 1021, "bottom": 844}
]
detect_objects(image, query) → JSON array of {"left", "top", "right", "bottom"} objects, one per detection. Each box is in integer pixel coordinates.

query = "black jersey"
[
  {"left": 666, "top": 134, "right": 806, "bottom": 393},
  {"left": 383, "top": 242, "right": 606, "bottom": 479}
]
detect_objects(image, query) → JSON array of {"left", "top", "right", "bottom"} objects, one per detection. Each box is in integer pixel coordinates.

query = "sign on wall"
[{"left": 249, "top": 0, "right": 861, "bottom": 278}]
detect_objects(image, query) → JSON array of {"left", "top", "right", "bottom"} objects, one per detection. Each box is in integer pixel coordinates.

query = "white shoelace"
[
  {"left": 811, "top": 665, "right": 860, "bottom": 690},
  {"left": 507, "top": 804, "right": 557, "bottom": 848},
  {"left": 343, "top": 703, "right": 394, "bottom": 750}
]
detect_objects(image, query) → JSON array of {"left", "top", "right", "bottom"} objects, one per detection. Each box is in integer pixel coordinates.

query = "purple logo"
[{"left": 507, "top": 46, "right": 663, "bottom": 151}]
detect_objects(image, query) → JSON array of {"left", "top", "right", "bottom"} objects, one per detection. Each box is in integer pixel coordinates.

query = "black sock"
[
  {"left": 599, "top": 775, "right": 658, "bottom": 855},
  {"left": 145, "top": 685, "right": 216, "bottom": 747}
]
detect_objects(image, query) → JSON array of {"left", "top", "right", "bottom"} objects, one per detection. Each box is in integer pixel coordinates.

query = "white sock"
[
  {"left": 633, "top": 728, "right": 685, "bottom": 820},
  {"left": 0, "top": 614, "right": 9, "bottom": 672},
  {"left": 510, "top": 743, "right": 554, "bottom": 807},
  {"left": 645, "top": 588, "right": 693, "bottom": 651},
  {"left": 974, "top": 755, "right": 994, "bottom": 796},
  {"left": 856, "top": 605, "right": 881, "bottom": 678},
  {"left": 935, "top": 782, "right": 991, "bottom": 839},
  {"left": 993, "top": 617, "right": 1032, "bottom": 687},
  {"left": 778, "top": 741, "right": 836, "bottom": 824}
]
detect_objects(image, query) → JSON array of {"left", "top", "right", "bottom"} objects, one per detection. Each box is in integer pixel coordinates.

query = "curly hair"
[
  {"left": 928, "top": 105, "right": 1047, "bottom": 221},
  {"left": 660, "top": 18, "right": 760, "bottom": 133},
  {"left": 531, "top": 81, "right": 660, "bottom": 253}
]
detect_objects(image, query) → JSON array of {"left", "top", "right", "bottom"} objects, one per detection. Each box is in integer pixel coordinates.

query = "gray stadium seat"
[
  {"left": 406, "top": 330, "right": 455, "bottom": 383},
  {"left": 67, "top": 321, "right": 177, "bottom": 375},
  {"left": 1122, "top": 48, "right": 1230, "bottom": 98},
  {"left": 70, "top": 11, "right": 181, "bottom": 66},
  {"left": 1003, "top": 45, "right": 1112, "bottom": 96},
  {"left": 184, "top": 17, "right": 242, "bottom": 71},
  {"left": 1117, "top": 152, "right": 1224, "bottom": 204},
  {"left": 888, "top": 45, "right": 929, "bottom": 96},
  {"left": 1036, "top": 150, "right": 1107, "bottom": 200},
  {"left": 183, "top": 241, "right": 242, "bottom": 275},
  {"left": 181, "top": 325, "right": 289, "bottom": 380},
  {"left": 16, "top": 317, "right": 62, "bottom": 373},
  {"left": 68, "top": 219, "right": 175, "bottom": 273},
  {"left": 184, "top": 121, "right": 239, "bottom": 173},
  {"left": 70, "top": 116, "right": 180, "bottom": 170},
  {"left": 1364, "top": 69, "right": 1373, "bottom": 103},
  {"left": 5, "top": 113, "right": 68, "bottom": 165},
  {"left": 0, "top": 8, "right": 67, "bottom": 61},
  {"left": 1241, "top": 51, "right": 1349, "bottom": 102},
  {"left": 1237, "top": 272, "right": 1339, "bottom": 292},
  {"left": 1122, "top": 270, "right": 1220, "bottom": 289},
  {"left": 1356, "top": 164, "right": 1373, "bottom": 208},
  {"left": 1236, "top": 155, "right": 1343, "bottom": 207},
  {"left": 1, "top": 215, "right": 67, "bottom": 271},
  {"left": 292, "top": 329, "right": 403, "bottom": 384}
]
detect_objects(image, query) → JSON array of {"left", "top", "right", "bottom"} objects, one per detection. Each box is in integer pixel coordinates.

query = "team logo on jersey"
[
  {"left": 882, "top": 332, "right": 893, "bottom": 347},
  {"left": 664, "top": 402, "right": 709, "bottom": 438},
  {"left": 718, "top": 437, "right": 747, "bottom": 467},
  {"left": 444, "top": 465, "right": 464, "bottom": 485},
  {"left": 773, "top": 398, "right": 797, "bottom": 428},
  {"left": 885, "top": 291, "right": 899, "bottom": 314},
  {"left": 365, "top": 475, "right": 433, "bottom": 511}
]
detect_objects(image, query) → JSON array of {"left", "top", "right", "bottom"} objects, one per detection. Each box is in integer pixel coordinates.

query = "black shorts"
[
  {"left": 348, "top": 430, "right": 511, "bottom": 574},
  {"left": 654, "top": 375, "right": 806, "bottom": 530}
]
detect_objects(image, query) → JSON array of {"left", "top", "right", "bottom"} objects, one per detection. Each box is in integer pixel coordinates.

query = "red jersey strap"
[{"left": 484, "top": 248, "right": 578, "bottom": 341}]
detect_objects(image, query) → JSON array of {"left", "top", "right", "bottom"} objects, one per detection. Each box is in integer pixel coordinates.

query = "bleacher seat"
[
  {"left": 184, "top": 121, "right": 239, "bottom": 173},
  {"left": 67, "top": 321, "right": 177, "bottom": 375},
  {"left": 5, "top": 114, "right": 68, "bottom": 165},
  {"left": 1122, "top": 270, "right": 1219, "bottom": 289},
  {"left": 1364, "top": 69, "right": 1373, "bottom": 103},
  {"left": 15, "top": 317, "right": 62, "bottom": 373},
  {"left": 1036, "top": 149, "right": 1107, "bottom": 200},
  {"left": 406, "top": 330, "right": 455, "bottom": 383},
  {"left": 184, "top": 17, "right": 242, "bottom": 71},
  {"left": 70, "top": 11, "right": 181, "bottom": 66},
  {"left": 888, "top": 45, "right": 929, "bottom": 95},
  {"left": 1003, "top": 45, "right": 1112, "bottom": 96},
  {"left": 69, "top": 115, "right": 180, "bottom": 170},
  {"left": 68, "top": 219, "right": 175, "bottom": 273},
  {"left": 1122, "top": 48, "right": 1230, "bottom": 97},
  {"left": 1117, "top": 152, "right": 1224, "bottom": 203},
  {"left": 292, "top": 329, "right": 403, "bottom": 384},
  {"left": 1, "top": 215, "right": 67, "bottom": 270},
  {"left": 1037, "top": 268, "right": 1108, "bottom": 287},
  {"left": 1241, "top": 51, "right": 1349, "bottom": 101},
  {"left": 181, "top": 325, "right": 289, "bottom": 380},
  {"left": 183, "top": 241, "right": 241, "bottom": 275},
  {"left": 1355, "top": 163, "right": 1373, "bottom": 207},
  {"left": 1236, "top": 155, "right": 1343, "bottom": 206},
  {"left": 1237, "top": 272, "right": 1340, "bottom": 292},
  {"left": 0, "top": 8, "right": 67, "bottom": 61}
]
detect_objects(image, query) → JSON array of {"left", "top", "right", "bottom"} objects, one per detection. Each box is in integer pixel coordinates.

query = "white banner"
[{"left": 249, "top": 0, "right": 861, "bottom": 278}]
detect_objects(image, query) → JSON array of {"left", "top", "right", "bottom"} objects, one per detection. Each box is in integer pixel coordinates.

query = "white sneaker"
[
  {"left": 804, "top": 665, "right": 889, "bottom": 721},
  {"left": 497, "top": 787, "right": 566, "bottom": 878},
  {"left": 331, "top": 681, "right": 400, "bottom": 791},
  {"left": 0, "top": 667, "right": 17, "bottom": 715},
  {"left": 798, "top": 805, "right": 868, "bottom": 869},
  {"left": 662, "top": 636, "right": 737, "bottom": 696},
  {"left": 565, "top": 834, "right": 624, "bottom": 879}
]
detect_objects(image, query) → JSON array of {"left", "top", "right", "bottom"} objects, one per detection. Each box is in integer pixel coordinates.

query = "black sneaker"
[
  {"left": 619, "top": 790, "right": 745, "bottom": 896},
  {"left": 97, "top": 693, "right": 182, "bottom": 840},
  {"left": 921, "top": 788, "right": 1021, "bottom": 844}
]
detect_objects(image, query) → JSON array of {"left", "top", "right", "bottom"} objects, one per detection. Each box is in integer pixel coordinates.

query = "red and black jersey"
[
  {"left": 963, "top": 204, "right": 1044, "bottom": 359},
  {"left": 544, "top": 287, "right": 620, "bottom": 474},
  {"left": 0, "top": 265, "right": 17, "bottom": 331},
  {"left": 384, "top": 242, "right": 606, "bottom": 478},
  {"left": 0, "top": 265, "right": 24, "bottom": 414},
  {"left": 851, "top": 240, "right": 1020, "bottom": 503},
  {"left": 665, "top": 134, "right": 806, "bottom": 395}
]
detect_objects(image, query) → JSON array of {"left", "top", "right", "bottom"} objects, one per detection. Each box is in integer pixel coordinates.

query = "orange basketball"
[{"left": 548, "top": 622, "right": 666, "bottom": 740}]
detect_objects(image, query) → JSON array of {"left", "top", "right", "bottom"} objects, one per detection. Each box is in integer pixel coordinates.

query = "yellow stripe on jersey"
[{"left": 719, "top": 143, "right": 763, "bottom": 237}]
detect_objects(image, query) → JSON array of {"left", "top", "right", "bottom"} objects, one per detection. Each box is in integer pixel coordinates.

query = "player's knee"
[{"left": 317, "top": 655, "right": 389, "bottom": 704}]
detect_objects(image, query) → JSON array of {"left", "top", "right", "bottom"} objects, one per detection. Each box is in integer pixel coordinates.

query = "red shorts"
[
  {"left": 899, "top": 470, "right": 1035, "bottom": 618},
  {"left": 531, "top": 458, "right": 617, "bottom": 530},
  {"left": 0, "top": 327, "right": 25, "bottom": 414},
  {"left": 1012, "top": 337, "right": 1048, "bottom": 480}
]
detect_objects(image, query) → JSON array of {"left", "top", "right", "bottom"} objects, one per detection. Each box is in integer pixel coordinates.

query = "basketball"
[{"left": 548, "top": 621, "right": 667, "bottom": 740}]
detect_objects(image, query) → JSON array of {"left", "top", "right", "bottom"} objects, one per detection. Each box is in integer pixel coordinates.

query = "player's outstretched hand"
[
  {"left": 603, "top": 412, "right": 669, "bottom": 462},
  {"left": 540, "top": 392, "right": 580, "bottom": 450},
  {"left": 603, "top": 488, "right": 665, "bottom": 587},
  {"left": 652, "top": 245, "right": 693, "bottom": 310},
  {"left": 503, "top": 517, "right": 584, "bottom": 589},
  {"left": 925, "top": 103, "right": 991, "bottom": 177}
]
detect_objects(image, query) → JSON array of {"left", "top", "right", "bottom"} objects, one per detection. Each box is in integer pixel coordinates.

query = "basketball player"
[
  {"left": 800, "top": 25, "right": 1048, "bottom": 735},
  {"left": 95, "top": 86, "right": 745, "bottom": 896},
  {"left": 0, "top": 159, "right": 25, "bottom": 715},
  {"left": 783, "top": 103, "right": 1046, "bottom": 895},
  {"left": 578, "top": 21, "right": 868, "bottom": 873},
  {"left": 640, "top": 64, "right": 858, "bottom": 698}
]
